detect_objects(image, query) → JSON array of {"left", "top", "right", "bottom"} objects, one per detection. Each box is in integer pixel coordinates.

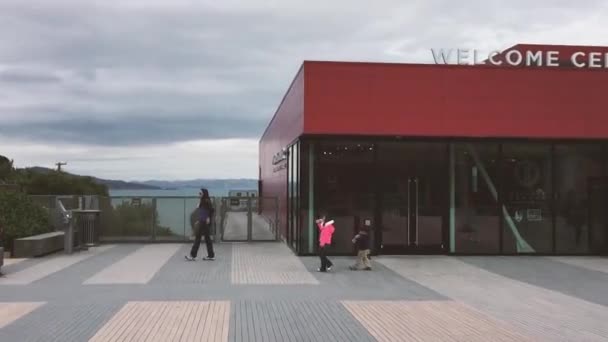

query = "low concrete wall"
[{"left": 13, "top": 232, "right": 64, "bottom": 258}]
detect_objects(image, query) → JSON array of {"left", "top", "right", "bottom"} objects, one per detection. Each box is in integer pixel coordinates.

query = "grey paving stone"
[
  {"left": 301, "top": 256, "right": 447, "bottom": 301},
  {"left": 150, "top": 243, "right": 232, "bottom": 285},
  {"left": 228, "top": 300, "right": 375, "bottom": 342},
  {"left": 460, "top": 256, "right": 608, "bottom": 307},
  {"left": 0, "top": 301, "right": 123, "bottom": 342},
  {"left": 379, "top": 256, "right": 608, "bottom": 341}
]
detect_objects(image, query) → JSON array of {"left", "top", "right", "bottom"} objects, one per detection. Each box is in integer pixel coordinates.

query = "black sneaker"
[
  {"left": 317, "top": 268, "right": 327, "bottom": 272},
  {"left": 185, "top": 255, "right": 196, "bottom": 261},
  {"left": 364, "top": 267, "right": 372, "bottom": 271}
]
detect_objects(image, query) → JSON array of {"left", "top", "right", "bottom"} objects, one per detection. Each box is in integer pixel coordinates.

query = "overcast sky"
[{"left": 1, "top": 0, "right": 607, "bottom": 181}]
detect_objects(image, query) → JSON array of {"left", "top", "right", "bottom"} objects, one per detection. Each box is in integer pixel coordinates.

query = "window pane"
[
  {"left": 295, "top": 142, "right": 300, "bottom": 251},
  {"left": 555, "top": 144, "right": 604, "bottom": 254},
  {"left": 502, "top": 143, "right": 553, "bottom": 253},
  {"left": 292, "top": 143, "right": 298, "bottom": 250},
  {"left": 452, "top": 143, "right": 500, "bottom": 253},
  {"left": 315, "top": 141, "right": 375, "bottom": 254}
]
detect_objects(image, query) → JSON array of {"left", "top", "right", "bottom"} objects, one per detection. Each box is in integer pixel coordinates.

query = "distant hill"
[
  {"left": 20, "top": 167, "right": 257, "bottom": 191},
  {"left": 22, "top": 167, "right": 161, "bottom": 190},
  {"left": 140, "top": 179, "right": 257, "bottom": 191}
]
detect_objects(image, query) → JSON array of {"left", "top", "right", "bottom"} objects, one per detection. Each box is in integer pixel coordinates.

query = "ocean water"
[{"left": 109, "top": 188, "right": 224, "bottom": 198}]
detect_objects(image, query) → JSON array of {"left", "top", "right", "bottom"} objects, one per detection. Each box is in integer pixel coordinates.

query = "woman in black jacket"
[{"left": 186, "top": 188, "right": 215, "bottom": 261}]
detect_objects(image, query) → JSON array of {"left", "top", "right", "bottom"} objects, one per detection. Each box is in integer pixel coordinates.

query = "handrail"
[{"left": 56, "top": 199, "right": 72, "bottom": 224}]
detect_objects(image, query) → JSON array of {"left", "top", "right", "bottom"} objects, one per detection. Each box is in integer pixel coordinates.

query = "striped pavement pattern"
[
  {"left": 89, "top": 301, "right": 230, "bottom": 342},
  {"left": 231, "top": 243, "right": 318, "bottom": 285},
  {"left": 342, "top": 300, "right": 532, "bottom": 342},
  {"left": 0, "top": 302, "right": 45, "bottom": 329},
  {"left": 0, "top": 245, "right": 115, "bottom": 285},
  {"left": 84, "top": 244, "right": 181, "bottom": 284},
  {"left": 378, "top": 256, "right": 608, "bottom": 341}
]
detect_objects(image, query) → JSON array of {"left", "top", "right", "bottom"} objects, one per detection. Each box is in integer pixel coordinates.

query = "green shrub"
[{"left": 0, "top": 191, "right": 52, "bottom": 249}]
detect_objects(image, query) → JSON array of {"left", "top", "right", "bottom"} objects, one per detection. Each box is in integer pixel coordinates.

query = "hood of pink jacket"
[{"left": 318, "top": 220, "right": 335, "bottom": 246}]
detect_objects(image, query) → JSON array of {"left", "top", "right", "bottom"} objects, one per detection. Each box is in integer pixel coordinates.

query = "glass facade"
[
  {"left": 501, "top": 143, "right": 553, "bottom": 253},
  {"left": 451, "top": 143, "right": 500, "bottom": 253},
  {"left": 554, "top": 144, "right": 606, "bottom": 254},
  {"left": 314, "top": 141, "right": 375, "bottom": 254},
  {"left": 287, "top": 142, "right": 300, "bottom": 251},
  {"left": 285, "top": 138, "right": 608, "bottom": 255}
]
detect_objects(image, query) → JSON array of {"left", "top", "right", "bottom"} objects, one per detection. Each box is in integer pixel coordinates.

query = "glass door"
[
  {"left": 589, "top": 177, "right": 608, "bottom": 254},
  {"left": 378, "top": 142, "right": 446, "bottom": 254}
]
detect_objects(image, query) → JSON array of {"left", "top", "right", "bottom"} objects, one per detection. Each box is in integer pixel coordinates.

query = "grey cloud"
[
  {"left": 0, "top": 0, "right": 607, "bottom": 148},
  {"left": 0, "top": 69, "right": 62, "bottom": 84},
  {"left": 0, "top": 113, "right": 266, "bottom": 146}
]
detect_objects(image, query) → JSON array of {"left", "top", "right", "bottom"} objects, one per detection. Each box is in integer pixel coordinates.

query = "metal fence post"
[
  {"left": 64, "top": 212, "right": 73, "bottom": 254},
  {"left": 247, "top": 198, "right": 253, "bottom": 241},
  {"left": 220, "top": 198, "right": 226, "bottom": 241},
  {"left": 152, "top": 198, "right": 157, "bottom": 241}
]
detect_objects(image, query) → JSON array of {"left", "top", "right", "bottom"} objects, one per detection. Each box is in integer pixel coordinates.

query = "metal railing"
[
  {"left": 99, "top": 196, "right": 221, "bottom": 242},
  {"left": 28, "top": 195, "right": 279, "bottom": 245}
]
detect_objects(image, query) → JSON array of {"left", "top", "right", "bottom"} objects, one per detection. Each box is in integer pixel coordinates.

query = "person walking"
[
  {"left": 316, "top": 214, "right": 335, "bottom": 272},
  {"left": 349, "top": 226, "right": 372, "bottom": 271},
  {"left": 186, "top": 188, "right": 215, "bottom": 261}
]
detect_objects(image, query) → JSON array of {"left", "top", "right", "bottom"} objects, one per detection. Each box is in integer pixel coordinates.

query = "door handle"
[
  {"left": 414, "top": 177, "right": 419, "bottom": 246},
  {"left": 407, "top": 178, "right": 411, "bottom": 246}
]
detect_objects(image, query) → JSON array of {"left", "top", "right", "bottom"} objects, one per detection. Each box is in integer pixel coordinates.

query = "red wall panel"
[
  {"left": 259, "top": 66, "right": 305, "bottom": 239},
  {"left": 304, "top": 62, "right": 608, "bottom": 139}
]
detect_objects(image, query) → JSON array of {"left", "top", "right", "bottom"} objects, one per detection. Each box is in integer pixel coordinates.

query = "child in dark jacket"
[{"left": 349, "top": 227, "right": 372, "bottom": 271}]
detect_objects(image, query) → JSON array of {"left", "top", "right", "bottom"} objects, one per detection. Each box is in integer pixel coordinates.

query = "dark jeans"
[
  {"left": 319, "top": 245, "right": 333, "bottom": 271},
  {"left": 191, "top": 222, "right": 214, "bottom": 258}
]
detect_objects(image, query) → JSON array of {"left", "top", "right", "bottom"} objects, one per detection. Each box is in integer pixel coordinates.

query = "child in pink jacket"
[{"left": 316, "top": 214, "right": 335, "bottom": 272}]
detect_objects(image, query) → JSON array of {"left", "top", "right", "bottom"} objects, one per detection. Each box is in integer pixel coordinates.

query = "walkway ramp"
[{"left": 222, "top": 212, "right": 276, "bottom": 241}]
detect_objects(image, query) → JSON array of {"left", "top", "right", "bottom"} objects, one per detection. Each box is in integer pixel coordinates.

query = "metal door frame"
[{"left": 220, "top": 196, "right": 279, "bottom": 242}]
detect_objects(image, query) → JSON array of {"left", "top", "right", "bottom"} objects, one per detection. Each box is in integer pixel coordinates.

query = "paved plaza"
[{"left": 2, "top": 242, "right": 608, "bottom": 341}]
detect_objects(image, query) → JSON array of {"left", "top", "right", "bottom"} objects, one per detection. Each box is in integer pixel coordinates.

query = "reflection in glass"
[
  {"left": 555, "top": 145, "right": 604, "bottom": 253},
  {"left": 299, "top": 142, "right": 314, "bottom": 254},
  {"left": 502, "top": 143, "right": 552, "bottom": 253},
  {"left": 315, "top": 141, "right": 375, "bottom": 254},
  {"left": 589, "top": 177, "right": 608, "bottom": 254},
  {"left": 451, "top": 143, "right": 500, "bottom": 253}
]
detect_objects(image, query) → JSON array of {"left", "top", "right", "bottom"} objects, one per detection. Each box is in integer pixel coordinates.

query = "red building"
[{"left": 259, "top": 44, "right": 608, "bottom": 256}]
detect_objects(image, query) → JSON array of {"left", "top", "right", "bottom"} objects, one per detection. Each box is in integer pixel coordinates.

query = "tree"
[
  {"left": 0, "top": 155, "right": 14, "bottom": 181},
  {"left": 19, "top": 169, "right": 108, "bottom": 196}
]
